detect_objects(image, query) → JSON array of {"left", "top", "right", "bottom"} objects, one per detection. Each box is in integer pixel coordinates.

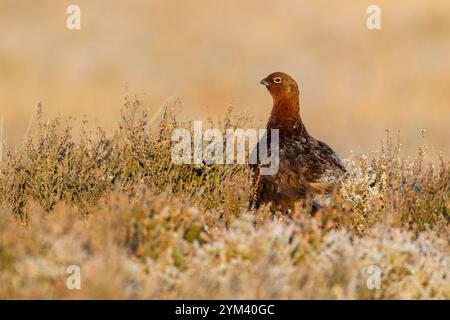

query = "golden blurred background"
[{"left": 1, "top": 0, "right": 449, "bottom": 156}]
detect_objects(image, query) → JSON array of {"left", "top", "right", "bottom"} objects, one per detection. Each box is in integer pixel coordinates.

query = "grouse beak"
[{"left": 260, "top": 78, "right": 270, "bottom": 86}]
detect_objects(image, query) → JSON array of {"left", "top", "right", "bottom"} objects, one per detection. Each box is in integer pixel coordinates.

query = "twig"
[{"left": 0, "top": 116, "right": 3, "bottom": 162}]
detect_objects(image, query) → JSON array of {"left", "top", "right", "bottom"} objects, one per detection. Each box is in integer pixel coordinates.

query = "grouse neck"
[{"left": 267, "top": 97, "right": 308, "bottom": 140}]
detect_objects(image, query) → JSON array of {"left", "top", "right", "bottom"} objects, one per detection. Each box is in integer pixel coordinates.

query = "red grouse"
[{"left": 253, "top": 72, "right": 346, "bottom": 212}]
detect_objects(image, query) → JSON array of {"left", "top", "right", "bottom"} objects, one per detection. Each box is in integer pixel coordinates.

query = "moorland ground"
[{"left": 0, "top": 101, "right": 448, "bottom": 299}]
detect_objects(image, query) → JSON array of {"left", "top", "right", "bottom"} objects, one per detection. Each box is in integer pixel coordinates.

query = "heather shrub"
[{"left": 0, "top": 99, "right": 448, "bottom": 299}]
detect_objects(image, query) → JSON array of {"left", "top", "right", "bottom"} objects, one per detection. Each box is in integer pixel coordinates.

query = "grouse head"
[{"left": 260, "top": 72, "right": 299, "bottom": 102}]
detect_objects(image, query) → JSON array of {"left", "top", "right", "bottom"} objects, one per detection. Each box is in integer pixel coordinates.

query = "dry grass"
[{"left": 0, "top": 99, "right": 448, "bottom": 299}]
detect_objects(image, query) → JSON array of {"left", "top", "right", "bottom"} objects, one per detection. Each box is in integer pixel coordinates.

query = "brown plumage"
[{"left": 252, "top": 72, "right": 346, "bottom": 212}]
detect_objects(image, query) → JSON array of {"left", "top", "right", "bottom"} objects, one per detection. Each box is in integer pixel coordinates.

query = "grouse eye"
[{"left": 273, "top": 77, "right": 282, "bottom": 84}]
